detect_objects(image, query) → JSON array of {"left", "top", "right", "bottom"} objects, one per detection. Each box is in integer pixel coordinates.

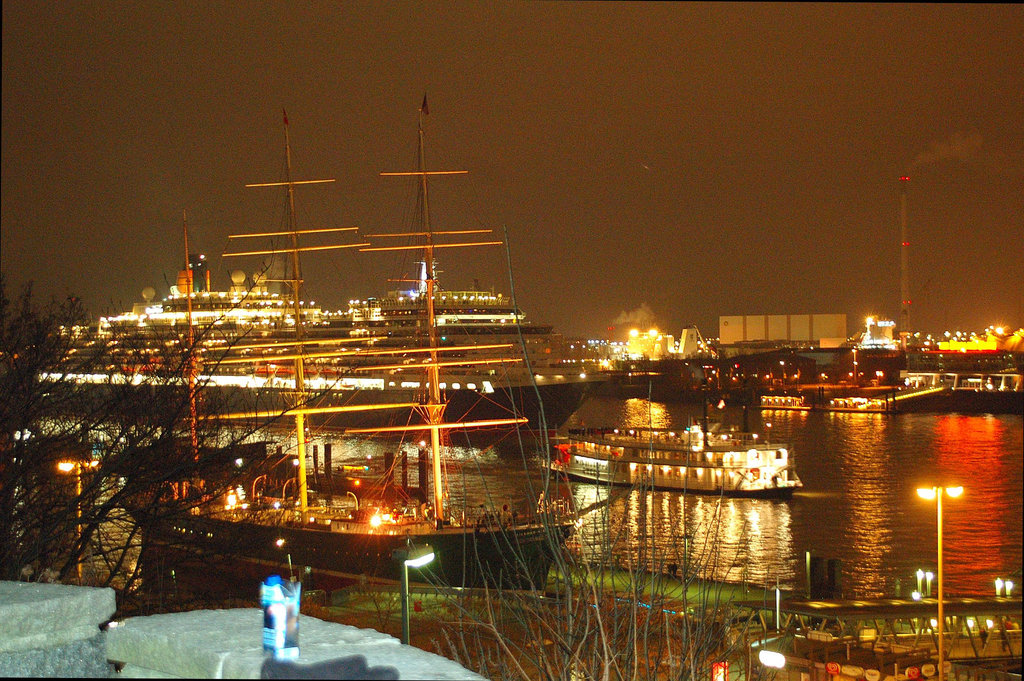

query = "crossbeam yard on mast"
[
  {"left": 219, "top": 402, "right": 420, "bottom": 421},
  {"left": 223, "top": 243, "right": 367, "bottom": 257},
  {"left": 217, "top": 343, "right": 517, "bottom": 365},
  {"left": 359, "top": 241, "right": 501, "bottom": 252},
  {"left": 231, "top": 337, "right": 386, "bottom": 351},
  {"left": 344, "top": 417, "right": 529, "bottom": 434},
  {"left": 228, "top": 226, "right": 357, "bottom": 238},
  {"left": 363, "top": 229, "right": 492, "bottom": 237},
  {"left": 350, "top": 358, "right": 522, "bottom": 372}
]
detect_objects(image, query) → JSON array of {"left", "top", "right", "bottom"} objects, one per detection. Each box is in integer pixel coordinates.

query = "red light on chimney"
[{"left": 899, "top": 176, "right": 910, "bottom": 182}]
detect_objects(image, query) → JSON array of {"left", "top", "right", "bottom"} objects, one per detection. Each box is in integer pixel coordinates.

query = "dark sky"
[{"left": 3, "top": 2, "right": 1022, "bottom": 339}]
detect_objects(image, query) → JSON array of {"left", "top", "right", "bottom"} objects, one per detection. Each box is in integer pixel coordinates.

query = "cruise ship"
[{"left": 92, "top": 263, "right": 598, "bottom": 434}]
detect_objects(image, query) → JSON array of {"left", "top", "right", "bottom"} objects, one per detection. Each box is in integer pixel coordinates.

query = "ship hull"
[
  {"left": 141, "top": 511, "right": 571, "bottom": 591},
  {"left": 553, "top": 462, "right": 797, "bottom": 499}
]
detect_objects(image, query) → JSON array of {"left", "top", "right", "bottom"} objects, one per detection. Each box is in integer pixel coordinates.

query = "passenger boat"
[
  {"left": 551, "top": 424, "right": 802, "bottom": 498},
  {"left": 139, "top": 104, "right": 575, "bottom": 590}
]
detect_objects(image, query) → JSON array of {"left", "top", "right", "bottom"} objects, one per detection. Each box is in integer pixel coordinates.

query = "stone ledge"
[
  {"left": 0, "top": 581, "right": 116, "bottom": 653},
  {"left": 107, "top": 608, "right": 484, "bottom": 680},
  {"left": 0, "top": 632, "right": 110, "bottom": 678}
]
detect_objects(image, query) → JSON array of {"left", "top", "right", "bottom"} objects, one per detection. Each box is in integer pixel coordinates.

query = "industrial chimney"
[{"left": 898, "top": 176, "right": 911, "bottom": 347}]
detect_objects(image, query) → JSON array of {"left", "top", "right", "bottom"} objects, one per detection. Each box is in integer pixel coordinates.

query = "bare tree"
[
  {"left": 422, "top": 421, "right": 756, "bottom": 681},
  {"left": 0, "top": 276, "right": 269, "bottom": 605}
]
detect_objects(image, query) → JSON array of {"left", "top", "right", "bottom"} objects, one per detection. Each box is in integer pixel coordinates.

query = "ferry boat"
[
  {"left": 551, "top": 425, "right": 802, "bottom": 498},
  {"left": 137, "top": 105, "right": 575, "bottom": 590}
]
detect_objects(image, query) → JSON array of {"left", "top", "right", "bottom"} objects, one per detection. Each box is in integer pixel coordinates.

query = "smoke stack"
[{"left": 898, "top": 176, "right": 911, "bottom": 345}]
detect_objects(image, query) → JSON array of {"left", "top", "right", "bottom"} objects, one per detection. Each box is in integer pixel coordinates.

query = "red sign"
[
  {"left": 826, "top": 662, "right": 841, "bottom": 675},
  {"left": 906, "top": 667, "right": 921, "bottom": 679},
  {"left": 712, "top": 661, "right": 729, "bottom": 681}
]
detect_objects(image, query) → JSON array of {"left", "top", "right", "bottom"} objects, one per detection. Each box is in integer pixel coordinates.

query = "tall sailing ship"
[{"left": 135, "top": 105, "right": 576, "bottom": 590}]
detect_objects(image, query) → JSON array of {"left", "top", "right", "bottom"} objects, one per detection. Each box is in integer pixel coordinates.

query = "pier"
[{"left": 745, "top": 596, "right": 1022, "bottom": 681}]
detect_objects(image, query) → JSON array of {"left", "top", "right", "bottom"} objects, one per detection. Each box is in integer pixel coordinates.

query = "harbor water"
[{"left": 316, "top": 396, "right": 1022, "bottom": 599}]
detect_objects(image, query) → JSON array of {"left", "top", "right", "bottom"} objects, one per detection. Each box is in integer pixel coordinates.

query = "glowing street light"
[
  {"left": 57, "top": 459, "right": 99, "bottom": 582},
  {"left": 758, "top": 649, "right": 786, "bottom": 669},
  {"left": 392, "top": 544, "right": 435, "bottom": 645},
  {"left": 917, "top": 485, "right": 963, "bottom": 678}
]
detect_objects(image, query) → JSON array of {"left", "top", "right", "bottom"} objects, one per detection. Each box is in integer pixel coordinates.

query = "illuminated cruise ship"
[{"left": 90, "top": 263, "right": 597, "bottom": 432}]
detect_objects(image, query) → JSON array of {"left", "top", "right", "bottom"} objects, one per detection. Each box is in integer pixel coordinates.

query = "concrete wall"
[{"left": 719, "top": 314, "right": 848, "bottom": 344}]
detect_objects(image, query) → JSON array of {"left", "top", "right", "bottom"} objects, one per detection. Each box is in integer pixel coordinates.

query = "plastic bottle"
[{"left": 261, "top": 575, "right": 300, "bottom": 659}]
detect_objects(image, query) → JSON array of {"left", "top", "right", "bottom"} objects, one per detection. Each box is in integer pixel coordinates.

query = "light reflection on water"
[
  {"left": 302, "top": 399, "right": 1021, "bottom": 598},
  {"left": 566, "top": 397, "right": 1023, "bottom": 598},
  {"left": 569, "top": 487, "right": 797, "bottom": 587}
]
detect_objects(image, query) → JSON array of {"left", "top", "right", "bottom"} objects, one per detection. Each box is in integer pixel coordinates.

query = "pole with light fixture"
[
  {"left": 392, "top": 544, "right": 434, "bottom": 645},
  {"left": 917, "top": 485, "right": 963, "bottom": 679},
  {"left": 57, "top": 459, "right": 98, "bottom": 582}
]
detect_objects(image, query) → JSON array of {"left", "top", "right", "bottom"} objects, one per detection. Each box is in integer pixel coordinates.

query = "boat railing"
[
  {"left": 568, "top": 427, "right": 778, "bottom": 450},
  {"left": 568, "top": 431, "right": 789, "bottom": 470}
]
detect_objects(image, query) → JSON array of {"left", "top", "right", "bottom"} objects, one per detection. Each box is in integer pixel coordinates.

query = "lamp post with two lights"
[{"left": 916, "top": 485, "right": 963, "bottom": 678}]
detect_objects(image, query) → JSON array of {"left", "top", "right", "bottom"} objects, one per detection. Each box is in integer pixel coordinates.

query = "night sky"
[{"left": 3, "top": 3, "right": 1022, "bottom": 339}]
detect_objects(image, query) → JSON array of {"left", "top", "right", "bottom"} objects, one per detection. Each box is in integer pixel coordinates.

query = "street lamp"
[
  {"left": 758, "top": 649, "right": 786, "bottom": 669},
  {"left": 57, "top": 459, "right": 99, "bottom": 582},
  {"left": 917, "top": 485, "right": 963, "bottom": 679},
  {"left": 392, "top": 544, "right": 434, "bottom": 645}
]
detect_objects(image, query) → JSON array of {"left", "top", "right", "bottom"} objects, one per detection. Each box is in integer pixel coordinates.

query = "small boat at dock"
[{"left": 551, "top": 425, "right": 802, "bottom": 499}]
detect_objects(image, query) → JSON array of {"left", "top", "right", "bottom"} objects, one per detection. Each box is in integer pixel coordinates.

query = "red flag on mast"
[
  {"left": 420, "top": 94, "right": 428, "bottom": 116},
  {"left": 282, "top": 108, "right": 289, "bottom": 126}
]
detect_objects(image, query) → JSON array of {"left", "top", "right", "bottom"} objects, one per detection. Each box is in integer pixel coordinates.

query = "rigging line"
[{"left": 501, "top": 222, "right": 553, "bottom": 524}]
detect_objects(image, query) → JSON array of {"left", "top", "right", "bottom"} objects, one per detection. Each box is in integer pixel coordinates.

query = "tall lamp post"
[
  {"left": 57, "top": 459, "right": 99, "bottom": 582},
  {"left": 392, "top": 544, "right": 434, "bottom": 645},
  {"left": 917, "top": 485, "right": 963, "bottom": 678}
]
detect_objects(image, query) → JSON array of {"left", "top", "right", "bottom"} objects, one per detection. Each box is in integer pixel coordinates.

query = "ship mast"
[
  {"left": 416, "top": 103, "right": 447, "bottom": 525},
  {"left": 223, "top": 103, "right": 528, "bottom": 528},
  {"left": 243, "top": 110, "right": 335, "bottom": 520},
  {"left": 282, "top": 115, "right": 311, "bottom": 521},
  {"left": 182, "top": 211, "right": 198, "bottom": 459},
  {"left": 366, "top": 97, "right": 526, "bottom": 526}
]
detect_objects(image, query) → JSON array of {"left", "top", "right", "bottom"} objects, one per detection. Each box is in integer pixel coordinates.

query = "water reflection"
[
  {"left": 568, "top": 397, "right": 1022, "bottom": 597},
  {"left": 833, "top": 413, "right": 899, "bottom": 597},
  {"left": 569, "top": 483, "right": 796, "bottom": 586},
  {"left": 621, "top": 398, "right": 671, "bottom": 430},
  {"left": 931, "top": 415, "right": 1020, "bottom": 595},
  {"left": 293, "top": 402, "right": 1021, "bottom": 598}
]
